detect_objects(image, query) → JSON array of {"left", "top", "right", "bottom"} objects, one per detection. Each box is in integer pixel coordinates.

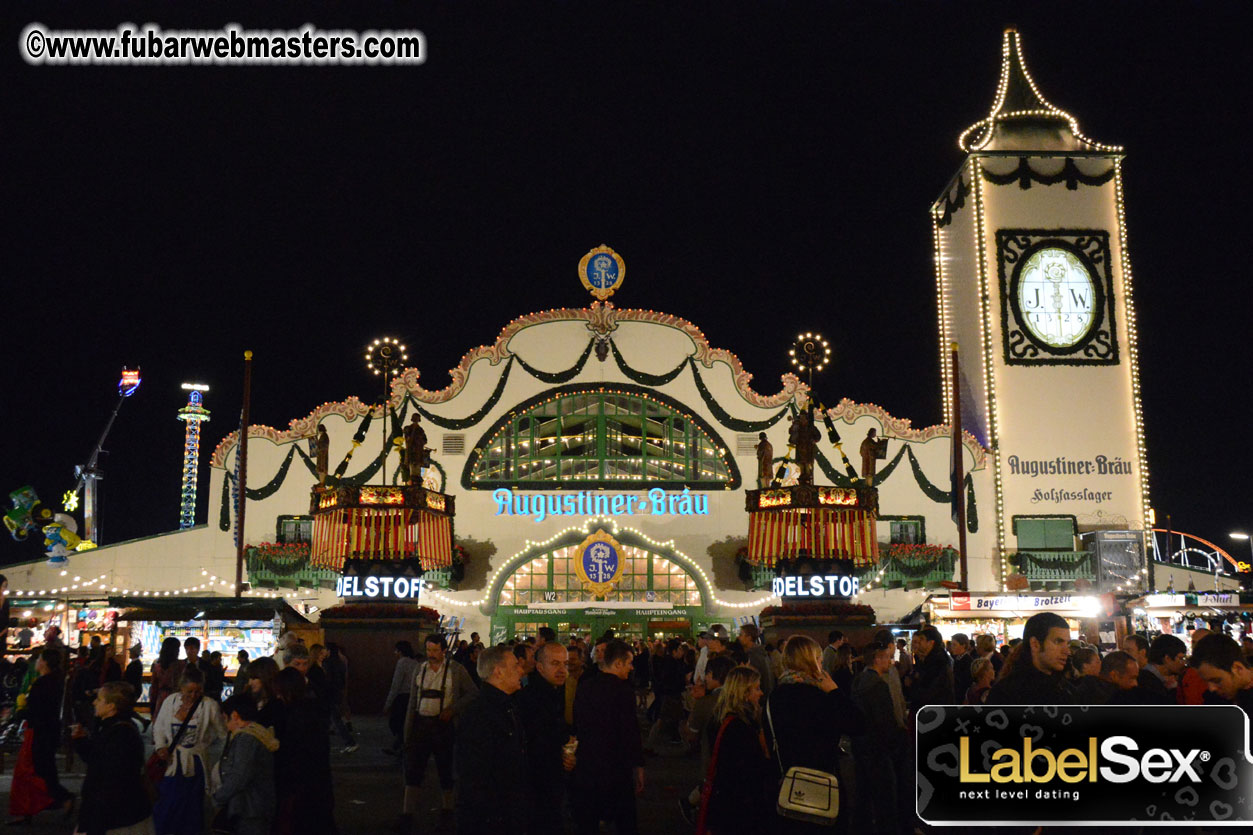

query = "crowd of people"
[
  {"left": 8, "top": 613, "right": 1253, "bottom": 834},
  {"left": 4, "top": 629, "right": 352, "bottom": 834},
  {"left": 390, "top": 617, "right": 1253, "bottom": 835}
]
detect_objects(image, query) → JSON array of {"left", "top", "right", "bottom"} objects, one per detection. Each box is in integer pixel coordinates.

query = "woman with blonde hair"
[
  {"left": 695, "top": 666, "right": 773, "bottom": 835},
  {"left": 765, "top": 635, "right": 862, "bottom": 832}
]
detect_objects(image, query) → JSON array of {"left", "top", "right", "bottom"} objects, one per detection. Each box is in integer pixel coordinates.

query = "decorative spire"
[{"left": 958, "top": 28, "right": 1120, "bottom": 154}]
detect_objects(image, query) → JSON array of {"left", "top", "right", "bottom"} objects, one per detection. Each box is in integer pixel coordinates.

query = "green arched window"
[
  {"left": 464, "top": 385, "right": 739, "bottom": 489},
  {"left": 499, "top": 545, "right": 704, "bottom": 606}
]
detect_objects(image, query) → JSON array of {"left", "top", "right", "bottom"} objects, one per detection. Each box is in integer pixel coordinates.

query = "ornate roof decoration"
[
  {"left": 210, "top": 303, "right": 986, "bottom": 470},
  {"left": 825, "top": 398, "right": 988, "bottom": 471},
  {"left": 211, "top": 303, "right": 800, "bottom": 467},
  {"left": 958, "top": 28, "right": 1120, "bottom": 154}
]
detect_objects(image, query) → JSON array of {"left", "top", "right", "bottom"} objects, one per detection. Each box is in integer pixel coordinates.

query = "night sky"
[{"left": 2, "top": 1, "right": 1249, "bottom": 565}]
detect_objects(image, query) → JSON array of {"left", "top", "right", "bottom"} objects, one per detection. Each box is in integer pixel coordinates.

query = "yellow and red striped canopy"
[
  {"left": 748, "top": 508, "right": 878, "bottom": 568},
  {"left": 310, "top": 507, "right": 452, "bottom": 572}
]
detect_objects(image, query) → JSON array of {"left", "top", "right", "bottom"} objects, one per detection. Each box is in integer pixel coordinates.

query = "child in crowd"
[{"left": 214, "top": 693, "right": 280, "bottom": 835}]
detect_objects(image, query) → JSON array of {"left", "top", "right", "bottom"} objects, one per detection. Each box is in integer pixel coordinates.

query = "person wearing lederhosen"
[{"left": 398, "top": 633, "right": 476, "bottom": 832}]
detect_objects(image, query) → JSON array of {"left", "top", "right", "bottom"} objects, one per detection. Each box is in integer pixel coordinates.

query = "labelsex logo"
[{"left": 960, "top": 736, "right": 1207, "bottom": 784}]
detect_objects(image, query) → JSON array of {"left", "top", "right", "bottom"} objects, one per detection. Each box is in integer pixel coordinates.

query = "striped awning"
[
  {"left": 748, "top": 508, "right": 879, "bottom": 568},
  {"left": 311, "top": 507, "right": 452, "bottom": 572}
]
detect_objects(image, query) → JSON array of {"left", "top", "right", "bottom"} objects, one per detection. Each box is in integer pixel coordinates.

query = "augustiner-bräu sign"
[{"left": 492, "top": 487, "right": 710, "bottom": 523}]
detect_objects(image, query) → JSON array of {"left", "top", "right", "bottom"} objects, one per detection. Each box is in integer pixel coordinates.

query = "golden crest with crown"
[
  {"left": 573, "top": 528, "right": 624, "bottom": 598},
  {"left": 578, "top": 246, "right": 625, "bottom": 301}
]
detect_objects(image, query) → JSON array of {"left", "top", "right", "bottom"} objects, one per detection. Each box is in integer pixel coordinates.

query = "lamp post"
[
  {"left": 785, "top": 333, "right": 832, "bottom": 487},
  {"left": 365, "top": 337, "right": 408, "bottom": 484},
  {"left": 1230, "top": 532, "right": 1253, "bottom": 576},
  {"left": 788, "top": 332, "right": 831, "bottom": 392}
]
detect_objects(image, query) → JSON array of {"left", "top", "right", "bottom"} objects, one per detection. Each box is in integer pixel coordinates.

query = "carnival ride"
[
  {"left": 1150, "top": 529, "right": 1242, "bottom": 575},
  {"left": 4, "top": 367, "right": 141, "bottom": 563}
]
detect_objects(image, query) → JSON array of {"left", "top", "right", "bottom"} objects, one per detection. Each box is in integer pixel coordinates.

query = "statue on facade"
[
  {"left": 860, "top": 428, "right": 882, "bottom": 484},
  {"left": 314, "top": 426, "right": 330, "bottom": 486},
  {"left": 789, "top": 410, "right": 819, "bottom": 486},
  {"left": 403, "top": 414, "right": 430, "bottom": 485},
  {"left": 755, "top": 432, "right": 774, "bottom": 489}
]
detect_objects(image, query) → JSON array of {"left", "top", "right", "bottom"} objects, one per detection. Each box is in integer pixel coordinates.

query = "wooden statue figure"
[
  {"left": 755, "top": 432, "right": 774, "bottom": 489},
  {"left": 314, "top": 426, "right": 330, "bottom": 486},
  {"left": 403, "top": 414, "right": 430, "bottom": 485},
  {"left": 790, "top": 410, "right": 819, "bottom": 486},
  {"left": 859, "top": 428, "right": 880, "bottom": 484}
]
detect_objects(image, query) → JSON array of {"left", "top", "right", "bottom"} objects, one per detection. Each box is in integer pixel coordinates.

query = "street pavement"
[{"left": 0, "top": 712, "right": 703, "bottom": 834}]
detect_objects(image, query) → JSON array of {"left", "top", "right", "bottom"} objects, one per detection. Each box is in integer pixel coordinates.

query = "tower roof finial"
[{"left": 958, "top": 29, "right": 1120, "bottom": 154}]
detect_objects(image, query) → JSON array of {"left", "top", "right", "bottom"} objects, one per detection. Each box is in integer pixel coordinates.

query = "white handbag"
[{"left": 767, "top": 698, "right": 840, "bottom": 826}]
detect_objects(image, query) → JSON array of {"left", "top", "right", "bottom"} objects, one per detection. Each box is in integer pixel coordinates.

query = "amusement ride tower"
[{"left": 176, "top": 383, "right": 210, "bottom": 528}]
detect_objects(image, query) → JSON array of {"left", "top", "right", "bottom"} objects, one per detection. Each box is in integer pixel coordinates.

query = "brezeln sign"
[
  {"left": 335, "top": 574, "right": 424, "bottom": 601},
  {"left": 771, "top": 574, "right": 859, "bottom": 600}
]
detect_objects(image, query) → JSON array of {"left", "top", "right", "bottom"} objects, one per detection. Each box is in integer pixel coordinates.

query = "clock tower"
[{"left": 932, "top": 28, "right": 1149, "bottom": 591}]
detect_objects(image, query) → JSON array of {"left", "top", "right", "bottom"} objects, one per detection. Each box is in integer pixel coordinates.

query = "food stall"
[{"left": 928, "top": 591, "right": 1124, "bottom": 650}]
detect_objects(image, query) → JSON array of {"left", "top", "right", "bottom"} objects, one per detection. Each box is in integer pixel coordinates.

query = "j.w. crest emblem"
[
  {"left": 578, "top": 245, "right": 625, "bottom": 301},
  {"left": 574, "top": 528, "right": 624, "bottom": 598}
]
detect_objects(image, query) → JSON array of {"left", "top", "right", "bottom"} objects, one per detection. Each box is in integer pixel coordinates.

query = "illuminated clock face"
[{"left": 1017, "top": 247, "right": 1096, "bottom": 348}]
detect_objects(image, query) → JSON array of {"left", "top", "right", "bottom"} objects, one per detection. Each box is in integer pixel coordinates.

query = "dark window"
[
  {"left": 276, "top": 515, "right": 312, "bottom": 544},
  {"left": 890, "top": 518, "right": 925, "bottom": 545},
  {"left": 1013, "top": 517, "right": 1076, "bottom": 550}
]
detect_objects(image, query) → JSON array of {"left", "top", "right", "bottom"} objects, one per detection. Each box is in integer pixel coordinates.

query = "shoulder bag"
[
  {"left": 766, "top": 696, "right": 840, "bottom": 826},
  {"left": 145, "top": 693, "right": 203, "bottom": 786},
  {"left": 694, "top": 715, "right": 736, "bottom": 835}
]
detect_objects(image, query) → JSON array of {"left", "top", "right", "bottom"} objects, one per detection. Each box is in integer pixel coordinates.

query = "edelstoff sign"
[
  {"left": 335, "top": 574, "right": 423, "bottom": 601},
  {"left": 492, "top": 487, "right": 709, "bottom": 523},
  {"left": 771, "top": 574, "right": 859, "bottom": 600}
]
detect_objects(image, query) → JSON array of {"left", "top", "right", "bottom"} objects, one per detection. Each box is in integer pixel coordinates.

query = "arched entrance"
[{"left": 485, "top": 525, "right": 715, "bottom": 645}]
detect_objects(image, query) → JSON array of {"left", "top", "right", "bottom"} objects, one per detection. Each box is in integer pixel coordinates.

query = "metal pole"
[
  {"left": 382, "top": 374, "right": 389, "bottom": 486},
  {"left": 235, "top": 350, "right": 253, "bottom": 599},
  {"left": 78, "top": 391, "right": 129, "bottom": 544},
  {"left": 952, "top": 344, "right": 969, "bottom": 590}
]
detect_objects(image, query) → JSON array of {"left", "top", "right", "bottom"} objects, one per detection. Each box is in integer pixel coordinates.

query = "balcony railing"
[
  {"left": 245, "top": 543, "right": 338, "bottom": 590},
  {"left": 1015, "top": 549, "right": 1096, "bottom": 587},
  {"left": 858, "top": 548, "right": 957, "bottom": 590}
]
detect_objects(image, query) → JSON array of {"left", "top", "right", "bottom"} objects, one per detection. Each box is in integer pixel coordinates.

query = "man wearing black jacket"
[
  {"left": 1139, "top": 634, "right": 1187, "bottom": 704},
  {"left": 949, "top": 633, "right": 973, "bottom": 702},
  {"left": 910, "top": 627, "right": 955, "bottom": 709},
  {"left": 72, "top": 682, "right": 151, "bottom": 835},
  {"left": 571, "top": 639, "right": 644, "bottom": 835},
  {"left": 516, "top": 642, "right": 575, "bottom": 835},
  {"left": 987, "top": 612, "right": 1075, "bottom": 705},
  {"left": 454, "top": 646, "right": 527, "bottom": 834}
]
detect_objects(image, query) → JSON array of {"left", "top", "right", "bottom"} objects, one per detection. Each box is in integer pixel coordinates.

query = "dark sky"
[{"left": 2, "top": 1, "right": 1249, "bottom": 564}]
